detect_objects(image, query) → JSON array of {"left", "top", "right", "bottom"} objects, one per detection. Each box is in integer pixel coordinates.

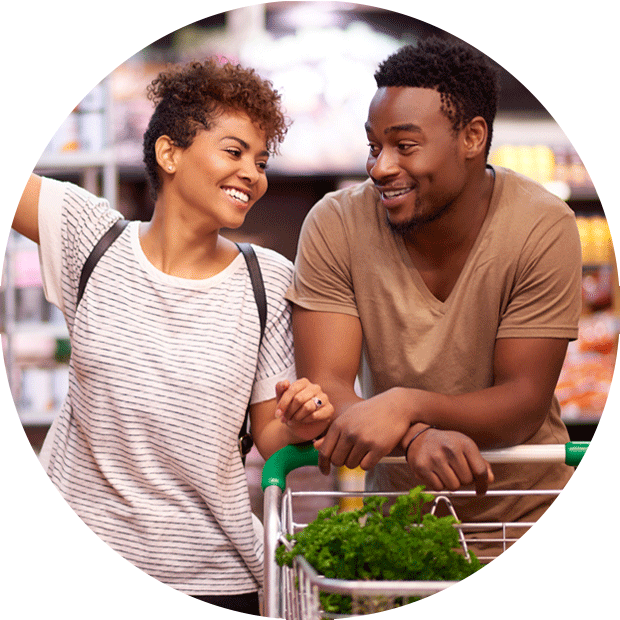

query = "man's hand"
[
  {"left": 313, "top": 388, "right": 411, "bottom": 474},
  {"left": 404, "top": 426, "right": 494, "bottom": 495}
]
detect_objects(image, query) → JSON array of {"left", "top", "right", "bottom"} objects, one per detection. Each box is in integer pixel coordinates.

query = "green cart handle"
[
  {"left": 564, "top": 441, "right": 589, "bottom": 466},
  {"left": 261, "top": 441, "right": 589, "bottom": 491},
  {"left": 261, "top": 443, "right": 319, "bottom": 491}
]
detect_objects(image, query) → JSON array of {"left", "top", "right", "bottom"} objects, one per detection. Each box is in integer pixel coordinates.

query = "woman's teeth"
[{"left": 224, "top": 188, "right": 249, "bottom": 204}]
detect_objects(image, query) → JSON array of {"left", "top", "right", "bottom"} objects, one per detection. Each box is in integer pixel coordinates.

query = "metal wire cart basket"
[{"left": 261, "top": 442, "right": 588, "bottom": 619}]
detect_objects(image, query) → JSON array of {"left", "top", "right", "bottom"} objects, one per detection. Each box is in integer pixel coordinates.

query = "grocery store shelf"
[
  {"left": 36, "top": 148, "right": 116, "bottom": 171},
  {"left": 19, "top": 409, "right": 58, "bottom": 427},
  {"left": 10, "top": 322, "right": 69, "bottom": 340},
  {"left": 492, "top": 114, "right": 571, "bottom": 148}
]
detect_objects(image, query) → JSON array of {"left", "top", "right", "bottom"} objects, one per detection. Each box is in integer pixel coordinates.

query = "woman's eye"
[
  {"left": 226, "top": 148, "right": 242, "bottom": 157},
  {"left": 257, "top": 161, "right": 269, "bottom": 171}
]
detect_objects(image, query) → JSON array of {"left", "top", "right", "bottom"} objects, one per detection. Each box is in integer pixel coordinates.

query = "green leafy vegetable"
[{"left": 276, "top": 486, "right": 481, "bottom": 614}]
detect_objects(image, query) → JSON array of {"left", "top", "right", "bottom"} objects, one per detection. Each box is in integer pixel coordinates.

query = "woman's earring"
[{"left": 168, "top": 165, "right": 173, "bottom": 171}]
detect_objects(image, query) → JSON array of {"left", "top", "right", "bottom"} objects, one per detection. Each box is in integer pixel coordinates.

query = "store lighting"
[
  {"left": 275, "top": 2, "right": 354, "bottom": 30},
  {"left": 544, "top": 180, "right": 572, "bottom": 201}
]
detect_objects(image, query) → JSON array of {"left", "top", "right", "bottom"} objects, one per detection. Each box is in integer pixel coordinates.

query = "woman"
[{"left": 13, "top": 59, "right": 333, "bottom": 614}]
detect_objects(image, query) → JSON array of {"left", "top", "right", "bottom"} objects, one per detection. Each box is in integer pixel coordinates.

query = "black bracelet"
[
  {"left": 405, "top": 425, "right": 435, "bottom": 457},
  {"left": 312, "top": 429, "right": 328, "bottom": 442}
]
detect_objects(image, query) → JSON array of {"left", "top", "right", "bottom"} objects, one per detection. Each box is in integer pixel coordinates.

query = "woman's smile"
[
  {"left": 222, "top": 185, "right": 252, "bottom": 206},
  {"left": 169, "top": 112, "right": 269, "bottom": 229}
]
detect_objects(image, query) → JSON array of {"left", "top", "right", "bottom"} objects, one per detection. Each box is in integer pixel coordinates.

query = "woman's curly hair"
[
  {"left": 143, "top": 58, "right": 290, "bottom": 199},
  {"left": 374, "top": 37, "right": 500, "bottom": 156}
]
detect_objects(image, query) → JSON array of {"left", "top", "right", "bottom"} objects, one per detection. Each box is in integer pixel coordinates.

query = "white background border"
[{"left": 2, "top": 1, "right": 617, "bottom": 617}]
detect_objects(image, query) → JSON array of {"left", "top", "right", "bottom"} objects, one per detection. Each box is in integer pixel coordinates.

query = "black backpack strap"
[
  {"left": 236, "top": 243, "right": 267, "bottom": 344},
  {"left": 236, "top": 243, "right": 267, "bottom": 459},
  {"left": 77, "top": 219, "right": 129, "bottom": 307}
]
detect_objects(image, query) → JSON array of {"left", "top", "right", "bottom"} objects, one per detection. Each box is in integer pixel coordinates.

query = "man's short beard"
[
  {"left": 386, "top": 199, "right": 451, "bottom": 236},
  {"left": 386, "top": 216, "right": 418, "bottom": 236}
]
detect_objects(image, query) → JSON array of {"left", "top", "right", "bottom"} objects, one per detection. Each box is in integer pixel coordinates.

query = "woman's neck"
[{"left": 139, "top": 205, "right": 238, "bottom": 279}]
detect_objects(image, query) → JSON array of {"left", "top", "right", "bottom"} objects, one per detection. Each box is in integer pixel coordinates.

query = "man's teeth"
[
  {"left": 224, "top": 188, "right": 249, "bottom": 203},
  {"left": 382, "top": 188, "right": 411, "bottom": 199}
]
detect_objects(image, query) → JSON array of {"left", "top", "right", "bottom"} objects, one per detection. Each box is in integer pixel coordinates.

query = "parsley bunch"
[{"left": 276, "top": 486, "right": 481, "bottom": 614}]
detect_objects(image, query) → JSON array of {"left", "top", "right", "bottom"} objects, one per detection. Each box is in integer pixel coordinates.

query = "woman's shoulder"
[
  {"left": 252, "top": 245, "right": 293, "bottom": 270},
  {"left": 41, "top": 176, "right": 122, "bottom": 235},
  {"left": 251, "top": 244, "right": 294, "bottom": 288},
  {"left": 41, "top": 176, "right": 103, "bottom": 209}
]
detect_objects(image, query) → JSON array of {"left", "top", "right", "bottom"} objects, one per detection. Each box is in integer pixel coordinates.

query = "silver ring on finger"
[{"left": 313, "top": 397, "right": 323, "bottom": 408}]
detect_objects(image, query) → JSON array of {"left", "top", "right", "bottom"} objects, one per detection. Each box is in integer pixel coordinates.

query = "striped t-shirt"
[{"left": 37, "top": 177, "right": 296, "bottom": 595}]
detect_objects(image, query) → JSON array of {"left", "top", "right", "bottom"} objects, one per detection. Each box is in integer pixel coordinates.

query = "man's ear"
[
  {"left": 154, "top": 135, "right": 179, "bottom": 174},
  {"left": 462, "top": 116, "right": 488, "bottom": 159}
]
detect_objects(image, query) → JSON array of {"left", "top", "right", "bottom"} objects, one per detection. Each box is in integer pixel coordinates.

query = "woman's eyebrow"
[{"left": 222, "top": 136, "right": 269, "bottom": 157}]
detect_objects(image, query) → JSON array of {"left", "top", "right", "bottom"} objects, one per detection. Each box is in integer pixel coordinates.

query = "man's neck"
[{"left": 403, "top": 166, "right": 495, "bottom": 266}]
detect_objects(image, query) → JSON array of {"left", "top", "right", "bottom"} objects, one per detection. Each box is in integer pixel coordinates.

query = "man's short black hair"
[{"left": 374, "top": 37, "right": 500, "bottom": 156}]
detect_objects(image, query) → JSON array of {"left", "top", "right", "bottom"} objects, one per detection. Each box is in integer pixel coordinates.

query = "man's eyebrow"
[
  {"left": 364, "top": 122, "right": 422, "bottom": 135},
  {"left": 385, "top": 123, "right": 422, "bottom": 135},
  {"left": 222, "top": 136, "right": 269, "bottom": 157}
]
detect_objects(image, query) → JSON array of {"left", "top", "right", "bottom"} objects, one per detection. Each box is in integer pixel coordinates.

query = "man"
[{"left": 281, "top": 37, "right": 581, "bottom": 547}]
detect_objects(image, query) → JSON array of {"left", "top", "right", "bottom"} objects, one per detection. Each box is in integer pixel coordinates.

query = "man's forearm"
[{"left": 393, "top": 381, "right": 550, "bottom": 449}]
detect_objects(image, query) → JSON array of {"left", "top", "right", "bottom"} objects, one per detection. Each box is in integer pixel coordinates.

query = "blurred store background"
[{"left": 2, "top": 2, "right": 615, "bottom": 518}]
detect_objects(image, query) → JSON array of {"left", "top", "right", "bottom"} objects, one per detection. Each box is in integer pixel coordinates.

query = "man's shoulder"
[
  {"left": 305, "top": 178, "right": 379, "bottom": 235},
  {"left": 313, "top": 178, "right": 377, "bottom": 213},
  {"left": 491, "top": 167, "right": 580, "bottom": 266},
  {"left": 496, "top": 166, "right": 574, "bottom": 218}
]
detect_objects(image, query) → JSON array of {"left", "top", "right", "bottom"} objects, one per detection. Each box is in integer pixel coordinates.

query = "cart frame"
[{"left": 261, "top": 442, "right": 588, "bottom": 618}]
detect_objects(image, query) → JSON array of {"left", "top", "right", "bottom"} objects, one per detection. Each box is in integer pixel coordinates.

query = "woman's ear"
[
  {"left": 462, "top": 116, "right": 488, "bottom": 160},
  {"left": 154, "top": 135, "right": 178, "bottom": 174}
]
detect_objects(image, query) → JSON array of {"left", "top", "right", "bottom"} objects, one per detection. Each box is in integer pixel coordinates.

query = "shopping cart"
[{"left": 261, "top": 441, "right": 588, "bottom": 619}]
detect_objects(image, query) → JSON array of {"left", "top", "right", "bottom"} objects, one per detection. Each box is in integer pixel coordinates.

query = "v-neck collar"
[{"left": 395, "top": 165, "right": 502, "bottom": 310}]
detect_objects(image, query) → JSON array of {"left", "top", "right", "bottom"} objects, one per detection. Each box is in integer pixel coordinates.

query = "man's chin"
[
  {"left": 386, "top": 202, "right": 450, "bottom": 234},
  {"left": 386, "top": 214, "right": 418, "bottom": 235}
]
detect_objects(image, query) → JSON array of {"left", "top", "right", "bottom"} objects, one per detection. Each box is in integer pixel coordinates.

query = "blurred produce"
[{"left": 556, "top": 311, "right": 617, "bottom": 422}]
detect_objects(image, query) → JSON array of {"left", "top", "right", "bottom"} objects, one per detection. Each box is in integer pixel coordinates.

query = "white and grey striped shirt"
[{"left": 37, "top": 178, "right": 296, "bottom": 595}]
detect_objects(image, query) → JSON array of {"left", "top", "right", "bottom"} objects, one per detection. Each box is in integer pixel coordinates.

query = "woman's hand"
[
  {"left": 404, "top": 425, "right": 494, "bottom": 495},
  {"left": 275, "top": 378, "right": 334, "bottom": 442}
]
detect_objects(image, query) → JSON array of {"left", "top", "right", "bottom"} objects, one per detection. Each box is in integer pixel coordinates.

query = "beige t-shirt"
[{"left": 286, "top": 166, "right": 581, "bottom": 530}]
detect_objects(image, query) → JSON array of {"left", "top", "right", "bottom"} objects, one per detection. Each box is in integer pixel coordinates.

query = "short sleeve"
[
  {"left": 285, "top": 196, "right": 358, "bottom": 317},
  {"left": 498, "top": 212, "right": 582, "bottom": 339},
  {"left": 251, "top": 249, "right": 297, "bottom": 404},
  {"left": 36, "top": 177, "right": 122, "bottom": 323}
]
